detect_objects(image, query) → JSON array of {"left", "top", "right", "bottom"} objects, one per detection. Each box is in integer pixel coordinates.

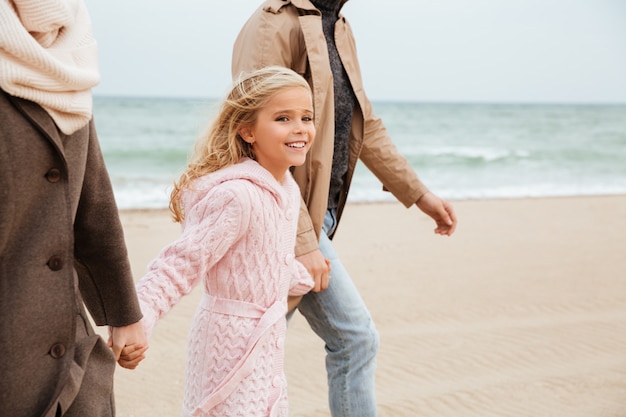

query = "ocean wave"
[{"left": 94, "top": 97, "right": 626, "bottom": 209}]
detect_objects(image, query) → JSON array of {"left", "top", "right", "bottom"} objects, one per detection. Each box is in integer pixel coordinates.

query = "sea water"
[{"left": 93, "top": 96, "right": 626, "bottom": 210}]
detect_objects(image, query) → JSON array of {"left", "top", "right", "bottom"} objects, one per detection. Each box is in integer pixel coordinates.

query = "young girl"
[{"left": 130, "top": 66, "right": 316, "bottom": 417}]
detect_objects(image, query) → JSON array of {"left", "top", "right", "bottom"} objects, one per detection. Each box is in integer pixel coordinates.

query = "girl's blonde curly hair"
[{"left": 169, "top": 66, "right": 311, "bottom": 222}]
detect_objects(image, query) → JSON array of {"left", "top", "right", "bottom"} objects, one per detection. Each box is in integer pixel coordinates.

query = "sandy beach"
[{"left": 107, "top": 196, "right": 626, "bottom": 417}]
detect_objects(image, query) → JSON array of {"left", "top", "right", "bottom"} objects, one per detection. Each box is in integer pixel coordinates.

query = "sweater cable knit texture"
[{"left": 136, "top": 158, "right": 313, "bottom": 417}]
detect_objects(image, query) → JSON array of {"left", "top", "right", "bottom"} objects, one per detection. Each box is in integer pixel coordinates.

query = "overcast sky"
[{"left": 85, "top": 0, "right": 626, "bottom": 103}]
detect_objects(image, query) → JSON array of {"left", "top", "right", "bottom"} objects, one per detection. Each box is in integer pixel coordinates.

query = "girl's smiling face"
[{"left": 240, "top": 86, "right": 315, "bottom": 182}]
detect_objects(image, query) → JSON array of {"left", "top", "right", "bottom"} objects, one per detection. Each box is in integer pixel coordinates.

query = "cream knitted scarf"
[{"left": 0, "top": 0, "right": 100, "bottom": 134}]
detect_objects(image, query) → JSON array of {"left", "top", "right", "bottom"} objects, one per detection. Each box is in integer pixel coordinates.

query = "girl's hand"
[{"left": 117, "top": 343, "right": 148, "bottom": 370}]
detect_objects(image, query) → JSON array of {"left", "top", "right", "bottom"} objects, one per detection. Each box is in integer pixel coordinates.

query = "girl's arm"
[{"left": 136, "top": 184, "right": 251, "bottom": 338}]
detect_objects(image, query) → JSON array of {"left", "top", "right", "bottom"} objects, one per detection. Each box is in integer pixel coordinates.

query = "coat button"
[
  {"left": 50, "top": 343, "right": 66, "bottom": 359},
  {"left": 45, "top": 168, "right": 62, "bottom": 183},
  {"left": 272, "top": 375, "right": 282, "bottom": 388},
  {"left": 283, "top": 253, "right": 294, "bottom": 265},
  {"left": 47, "top": 256, "right": 64, "bottom": 271}
]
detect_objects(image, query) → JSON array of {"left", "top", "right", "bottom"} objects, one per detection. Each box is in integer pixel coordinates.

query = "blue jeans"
[{"left": 296, "top": 209, "right": 380, "bottom": 417}]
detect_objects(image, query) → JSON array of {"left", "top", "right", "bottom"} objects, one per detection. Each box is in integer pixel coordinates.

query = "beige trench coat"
[
  {"left": 233, "top": 0, "right": 429, "bottom": 255},
  {"left": 0, "top": 89, "right": 142, "bottom": 417}
]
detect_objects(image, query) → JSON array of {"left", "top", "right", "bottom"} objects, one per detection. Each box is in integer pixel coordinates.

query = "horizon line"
[{"left": 92, "top": 94, "right": 626, "bottom": 107}]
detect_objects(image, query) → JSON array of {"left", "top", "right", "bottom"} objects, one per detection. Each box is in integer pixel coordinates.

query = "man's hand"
[
  {"left": 416, "top": 192, "right": 458, "bottom": 236},
  {"left": 296, "top": 249, "right": 331, "bottom": 292}
]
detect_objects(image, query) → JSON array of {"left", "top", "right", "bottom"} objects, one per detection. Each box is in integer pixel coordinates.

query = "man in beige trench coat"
[
  {"left": 0, "top": 1, "right": 147, "bottom": 416},
  {"left": 233, "top": 1, "right": 457, "bottom": 416}
]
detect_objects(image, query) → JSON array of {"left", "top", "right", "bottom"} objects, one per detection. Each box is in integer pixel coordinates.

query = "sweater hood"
[{"left": 182, "top": 158, "right": 294, "bottom": 211}]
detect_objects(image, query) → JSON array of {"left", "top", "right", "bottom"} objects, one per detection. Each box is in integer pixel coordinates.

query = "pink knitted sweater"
[{"left": 136, "top": 159, "right": 313, "bottom": 417}]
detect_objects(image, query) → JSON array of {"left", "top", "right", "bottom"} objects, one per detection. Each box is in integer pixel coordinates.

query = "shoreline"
[
  {"left": 117, "top": 193, "right": 626, "bottom": 212},
  {"left": 112, "top": 194, "right": 626, "bottom": 416}
]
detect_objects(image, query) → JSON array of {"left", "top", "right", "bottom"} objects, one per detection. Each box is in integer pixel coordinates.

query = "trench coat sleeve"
[
  {"left": 333, "top": 19, "right": 430, "bottom": 208},
  {"left": 232, "top": 3, "right": 319, "bottom": 256},
  {"left": 359, "top": 108, "right": 430, "bottom": 208},
  {"left": 73, "top": 120, "right": 142, "bottom": 327}
]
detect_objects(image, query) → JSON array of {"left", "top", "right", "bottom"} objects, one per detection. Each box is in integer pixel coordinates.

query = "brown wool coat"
[{"left": 0, "top": 89, "right": 142, "bottom": 417}]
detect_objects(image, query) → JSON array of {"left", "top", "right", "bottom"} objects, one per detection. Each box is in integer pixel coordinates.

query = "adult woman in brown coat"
[{"left": 0, "top": 1, "right": 146, "bottom": 416}]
